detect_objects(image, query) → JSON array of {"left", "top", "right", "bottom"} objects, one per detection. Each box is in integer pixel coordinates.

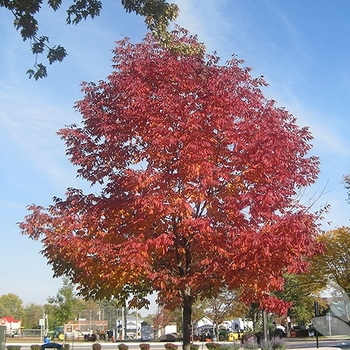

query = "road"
[
  {"left": 283, "top": 338, "right": 350, "bottom": 349},
  {"left": 5, "top": 338, "right": 350, "bottom": 350}
]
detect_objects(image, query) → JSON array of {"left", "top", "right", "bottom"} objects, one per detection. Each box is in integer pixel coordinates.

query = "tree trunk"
[
  {"left": 262, "top": 310, "right": 268, "bottom": 342},
  {"left": 182, "top": 294, "right": 192, "bottom": 350}
]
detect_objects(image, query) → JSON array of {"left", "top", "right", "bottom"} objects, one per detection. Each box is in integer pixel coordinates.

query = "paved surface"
[{"left": 5, "top": 338, "right": 350, "bottom": 350}]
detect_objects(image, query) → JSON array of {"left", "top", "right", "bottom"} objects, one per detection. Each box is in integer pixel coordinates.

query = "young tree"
[
  {"left": 46, "top": 277, "right": 86, "bottom": 328},
  {"left": 1, "top": 0, "right": 178, "bottom": 79},
  {"left": 201, "top": 289, "right": 246, "bottom": 338},
  {"left": 20, "top": 28, "right": 321, "bottom": 349}
]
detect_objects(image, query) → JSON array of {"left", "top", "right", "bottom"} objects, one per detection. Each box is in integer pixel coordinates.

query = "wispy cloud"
[{"left": 0, "top": 84, "right": 84, "bottom": 192}]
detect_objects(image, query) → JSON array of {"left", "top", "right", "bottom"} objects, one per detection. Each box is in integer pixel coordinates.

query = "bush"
[
  {"left": 260, "top": 337, "right": 286, "bottom": 350},
  {"left": 164, "top": 344, "right": 178, "bottom": 350},
  {"left": 139, "top": 344, "right": 150, "bottom": 350},
  {"left": 7, "top": 347, "right": 22, "bottom": 350},
  {"left": 260, "top": 340, "right": 270, "bottom": 350},
  {"left": 241, "top": 337, "right": 258, "bottom": 350},
  {"left": 205, "top": 343, "right": 221, "bottom": 350},
  {"left": 118, "top": 344, "right": 129, "bottom": 350},
  {"left": 92, "top": 343, "right": 102, "bottom": 350},
  {"left": 63, "top": 344, "right": 70, "bottom": 350},
  {"left": 190, "top": 345, "right": 200, "bottom": 350},
  {"left": 271, "top": 337, "right": 286, "bottom": 350},
  {"left": 30, "top": 345, "right": 41, "bottom": 350},
  {"left": 220, "top": 343, "right": 240, "bottom": 350},
  {"left": 29, "top": 344, "right": 41, "bottom": 350}
]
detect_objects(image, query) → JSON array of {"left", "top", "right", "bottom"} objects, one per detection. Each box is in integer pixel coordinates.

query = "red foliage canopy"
[{"left": 20, "top": 28, "right": 321, "bottom": 317}]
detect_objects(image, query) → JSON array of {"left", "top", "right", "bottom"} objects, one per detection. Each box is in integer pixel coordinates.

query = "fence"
[{"left": 19, "top": 329, "right": 41, "bottom": 338}]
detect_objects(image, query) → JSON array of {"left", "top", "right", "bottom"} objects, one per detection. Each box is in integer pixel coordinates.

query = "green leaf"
[
  {"left": 16, "top": 13, "right": 38, "bottom": 40},
  {"left": 48, "top": 0, "right": 63, "bottom": 11},
  {"left": 66, "top": 0, "right": 102, "bottom": 25},
  {"left": 27, "top": 63, "right": 48, "bottom": 80},
  {"left": 47, "top": 45, "right": 68, "bottom": 64},
  {"left": 26, "top": 69, "right": 35, "bottom": 79},
  {"left": 31, "top": 36, "right": 49, "bottom": 54}
]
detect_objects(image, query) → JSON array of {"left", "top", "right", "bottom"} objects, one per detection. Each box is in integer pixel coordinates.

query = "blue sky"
[{"left": 1, "top": 0, "right": 349, "bottom": 312}]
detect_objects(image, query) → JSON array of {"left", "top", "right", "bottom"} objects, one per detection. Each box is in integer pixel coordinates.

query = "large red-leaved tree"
[{"left": 20, "top": 28, "right": 321, "bottom": 349}]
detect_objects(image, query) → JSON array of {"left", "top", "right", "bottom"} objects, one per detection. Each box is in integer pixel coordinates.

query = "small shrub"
[
  {"left": 260, "top": 336, "right": 286, "bottom": 350},
  {"left": 270, "top": 336, "right": 286, "bottom": 350},
  {"left": 164, "top": 344, "right": 178, "bottom": 350},
  {"left": 118, "top": 344, "right": 129, "bottom": 350},
  {"left": 190, "top": 345, "right": 200, "bottom": 350},
  {"left": 205, "top": 343, "right": 221, "bottom": 350},
  {"left": 92, "top": 343, "right": 102, "bottom": 350},
  {"left": 241, "top": 336, "right": 258, "bottom": 350},
  {"left": 219, "top": 346, "right": 228, "bottom": 350},
  {"left": 63, "top": 344, "right": 70, "bottom": 350},
  {"left": 139, "top": 344, "right": 150, "bottom": 350},
  {"left": 30, "top": 345, "right": 41, "bottom": 350},
  {"left": 260, "top": 339, "right": 270, "bottom": 350},
  {"left": 220, "top": 343, "right": 240, "bottom": 350},
  {"left": 7, "top": 346, "right": 22, "bottom": 350}
]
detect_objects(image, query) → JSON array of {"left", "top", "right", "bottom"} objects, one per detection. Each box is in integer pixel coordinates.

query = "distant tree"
[
  {"left": 152, "top": 306, "right": 174, "bottom": 333},
  {"left": 274, "top": 274, "right": 323, "bottom": 327},
  {"left": 141, "top": 313, "right": 155, "bottom": 327},
  {"left": 0, "top": 294, "right": 24, "bottom": 320},
  {"left": 344, "top": 174, "right": 350, "bottom": 206},
  {"left": 1, "top": 0, "right": 179, "bottom": 79},
  {"left": 0, "top": 303, "right": 10, "bottom": 318},
  {"left": 46, "top": 277, "right": 85, "bottom": 328},
  {"left": 95, "top": 298, "right": 121, "bottom": 330},
  {"left": 294, "top": 227, "right": 350, "bottom": 333},
  {"left": 191, "top": 300, "right": 207, "bottom": 327},
  {"left": 202, "top": 289, "right": 247, "bottom": 337},
  {"left": 78, "top": 298, "right": 100, "bottom": 317},
  {"left": 22, "top": 303, "right": 44, "bottom": 329},
  {"left": 304, "top": 227, "right": 350, "bottom": 295},
  {"left": 20, "top": 28, "right": 321, "bottom": 350},
  {"left": 154, "top": 303, "right": 207, "bottom": 336}
]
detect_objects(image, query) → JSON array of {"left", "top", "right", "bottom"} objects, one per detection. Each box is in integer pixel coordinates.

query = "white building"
[{"left": 0, "top": 316, "right": 21, "bottom": 336}]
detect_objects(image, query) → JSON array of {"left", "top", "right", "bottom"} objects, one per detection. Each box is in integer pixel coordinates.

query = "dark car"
[
  {"left": 157, "top": 333, "right": 182, "bottom": 342},
  {"left": 84, "top": 333, "right": 97, "bottom": 341}
]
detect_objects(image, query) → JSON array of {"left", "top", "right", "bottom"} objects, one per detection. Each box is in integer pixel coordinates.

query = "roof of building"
[{"left": 0, "top": 316, "right": 20, "bottom": 323}]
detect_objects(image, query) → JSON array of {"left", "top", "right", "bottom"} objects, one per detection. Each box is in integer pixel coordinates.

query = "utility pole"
[
  {"left": 314, "top": 301, "right": 319, "bottom": 349},
  {"left": 136, "top": 309, "right": 139, "bottom": 339},
  {"left": 124, "top": 306, "right": 127, "bottom": 340},
  {"left": 121, "top": 307, "right": 125, "bottom": 340}
]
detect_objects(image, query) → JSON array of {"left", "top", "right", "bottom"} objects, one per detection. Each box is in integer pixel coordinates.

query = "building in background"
[{"left": 0, "top": 316, "right": 21, "bottom": 336}]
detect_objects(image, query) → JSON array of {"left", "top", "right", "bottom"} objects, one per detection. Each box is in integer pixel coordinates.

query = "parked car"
[
  {"left": 157, "top": 333, "right": 182, "bottom": 342},
  {"left": 84, "top": 333, "right": 97, "bottom": 341}
]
